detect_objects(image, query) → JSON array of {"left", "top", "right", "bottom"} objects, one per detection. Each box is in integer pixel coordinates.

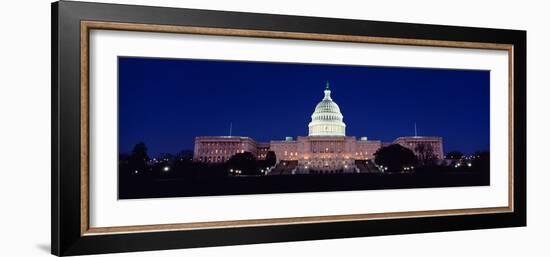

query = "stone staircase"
[
  {"left": 355, "top": 160, "right": 379, "bottom": 173},
  {"left": 269, "top": 161, "right": 298, "bottom": 175}
]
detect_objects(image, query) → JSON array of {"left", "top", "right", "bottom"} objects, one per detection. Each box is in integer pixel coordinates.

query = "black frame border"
[{"left": 52, "top": 1, "right": 526, "bottom": 256}]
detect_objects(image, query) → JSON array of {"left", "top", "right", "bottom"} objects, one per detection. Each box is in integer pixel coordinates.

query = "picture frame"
[{"left": 51, "top": 1, "right": 526, "bottom": 256}]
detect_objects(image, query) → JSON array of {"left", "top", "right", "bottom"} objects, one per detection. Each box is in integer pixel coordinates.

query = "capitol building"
[{"left": 194, "top": 82, "right": 444, "bottom": 174}]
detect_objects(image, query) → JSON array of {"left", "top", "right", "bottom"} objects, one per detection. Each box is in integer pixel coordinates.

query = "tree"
[
  {"left": 175, "top": 150, "right": 194, "bottom": 163},
  {"left": 265, "top": 151, "right": 277, "bottom": 167},
  {"left": 128, "top": 142, "right": 149, "bottom": 173},
  {"left": 227, "top": 152, "right": 259, "bottom": 175},
  {"left": 158, "top": 153, "right": 175, "bottom": 163},
  {"left": 118, "top": 153, "right": 133, "bottom": 178},
  {"left": 172, "top": 150, "right": 194, "bottom": 172},
  {"left": 472, "top": 151, "right": 490, "bottom": 171},
  {"left": 446, "top": 151, "right": 464, "bottom": 160},
  {"left": 374, "top": 144, "right": 417, "bottom": 172}
]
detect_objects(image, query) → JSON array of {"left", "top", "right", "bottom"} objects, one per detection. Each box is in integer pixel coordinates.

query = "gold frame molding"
[{"left": 80, "top": 20, "right": 514, "bottom": 236}]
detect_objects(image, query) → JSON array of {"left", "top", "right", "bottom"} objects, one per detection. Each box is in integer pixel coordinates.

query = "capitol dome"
[{"left": 308, "top": 82, "right": 346, "bottom": 136}]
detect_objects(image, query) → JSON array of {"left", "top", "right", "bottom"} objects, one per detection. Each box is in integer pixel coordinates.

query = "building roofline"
[
  {"left": 393, "top": 136, "right": 443, "bottom": 141},
  {"left": 195, "top": 136, "right": 256, "bottom": 141}
]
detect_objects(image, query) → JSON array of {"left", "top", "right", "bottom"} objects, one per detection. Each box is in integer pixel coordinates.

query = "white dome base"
[{"left": 308, "top": 122, "right": 346, "bottom": 136}]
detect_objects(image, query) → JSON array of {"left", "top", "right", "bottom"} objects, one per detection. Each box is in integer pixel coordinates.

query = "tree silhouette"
[
  {"left": 158, "top": 153, "right": 175, "bottom": 163},
  {"left": 374, "top": 144, "right": 417, "bottom": 172},
  {"left": 472, "top": 151, "right": 490, "bottom": 172},
  {"left": 175, "top": 150, "right": 194, "bottom": 163},
  {"left": 265, "top": 151, "right": 277, "bottom": 167},
  {"left": 446, "top": 151, "right": 464, "bottom": 160},
  {"left": 129, "top": 142, "right": 149, "bottom": 173},
  {"left": 227, "top": 152, "right": 258, "bottom": 175}
]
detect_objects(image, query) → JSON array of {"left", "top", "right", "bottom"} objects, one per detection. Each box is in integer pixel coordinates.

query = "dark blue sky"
[{"left": 119, "top": 57, "right": 490, "bottom": 157}]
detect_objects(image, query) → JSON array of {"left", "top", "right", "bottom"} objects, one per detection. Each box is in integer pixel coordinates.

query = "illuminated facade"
[
  {"left": 193, "top": 136, "right": 257, "bottom": 163},
  {"left": 193, "top": 82, "right": 444, "bottom": 174},
  {"left": 394, "top": 136, "right": 444, "bottom": 160},
  {"left": 256, "top": 143, "right": 270, "bottom": 160},
  {"left": 269, "top": 136, "right": 381, "bottom": 173}
]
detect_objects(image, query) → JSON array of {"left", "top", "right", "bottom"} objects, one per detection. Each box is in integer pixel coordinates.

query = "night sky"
[{"left": 119, "top": 57, "right": 490, "bottom": 157}]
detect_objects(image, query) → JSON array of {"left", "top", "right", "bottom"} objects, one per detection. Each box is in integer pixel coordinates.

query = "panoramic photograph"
[{"left": 118, "top": 57, "right": 490, "bottom": 199}]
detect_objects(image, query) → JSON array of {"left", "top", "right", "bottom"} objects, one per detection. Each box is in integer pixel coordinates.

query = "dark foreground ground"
[{"left": 119, "top": 171, "right": 489, "bottom": 199}]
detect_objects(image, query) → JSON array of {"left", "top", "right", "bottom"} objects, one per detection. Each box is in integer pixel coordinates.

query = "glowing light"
[{"left": 163, "top": 166, "right": 170, "bottom": 172}]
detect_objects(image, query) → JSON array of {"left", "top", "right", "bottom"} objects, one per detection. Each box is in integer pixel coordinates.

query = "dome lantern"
[{"left": 324, "top": 81, "right": 332, "bottom": 100}]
